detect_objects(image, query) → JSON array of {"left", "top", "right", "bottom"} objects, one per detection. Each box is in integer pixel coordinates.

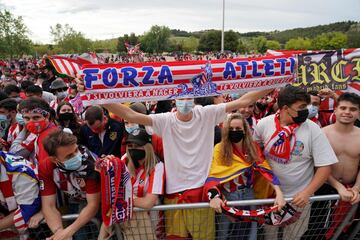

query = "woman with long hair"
[
  {"left": 206, "top": 113, "right": 285, "bottom": 240},
  {"left": 122, "top": 128, "right": 165, "bottom": 239},
  {"left": 56, "top": 101, "right": 82, "bottom": 136}
]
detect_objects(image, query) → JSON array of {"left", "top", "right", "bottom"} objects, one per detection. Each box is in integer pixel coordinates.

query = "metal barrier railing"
[
  {"left": 115, "top": 194, "right": 359, "bottom": 240},
  {"left": 3, "top": 194, "right": 358, "bottom": 239}
]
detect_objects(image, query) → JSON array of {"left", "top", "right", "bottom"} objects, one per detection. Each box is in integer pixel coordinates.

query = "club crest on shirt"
[
  {"left": 76, "top": 177, "right": 86, "bottom": 188},
  {"left": 110, "top": 132, "right": 117, "bottom": 141},
  {"left": 291, "top": 141, "right": 304, "bottom": 156}
]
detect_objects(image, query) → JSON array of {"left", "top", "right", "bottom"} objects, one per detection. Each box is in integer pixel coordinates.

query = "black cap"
[{"left": 125, "top": 128, "right": 151, "bottom": 146}]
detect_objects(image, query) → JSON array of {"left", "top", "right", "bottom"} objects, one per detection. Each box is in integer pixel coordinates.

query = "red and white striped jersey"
[
  {"left": 7, "top": 123, "right": 21, "bottom": 146},
  {"left": 122, "top": 155, "right": 165, "bottom": 197},
  {"left": 39, "top": 159, "right": 100, "bottom": 200}
]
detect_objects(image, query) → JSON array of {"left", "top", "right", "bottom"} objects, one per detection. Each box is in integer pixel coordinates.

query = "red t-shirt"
[
  {"left": 39, "top": 159, "right": 100, "bottom": 199},
  {"left": 36, "top": 124, "right": 58, "bottom": 165}
]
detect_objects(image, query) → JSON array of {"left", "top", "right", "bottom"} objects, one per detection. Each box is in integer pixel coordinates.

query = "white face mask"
[
  {"left": 175, "top": 99, "right": 194, "bottom": 114},
  {"left": 56, "top": 91, "right": 68, "bottom": 100},
  {"left": 307, "top": 105, "right": 319, "bottom": 119}
]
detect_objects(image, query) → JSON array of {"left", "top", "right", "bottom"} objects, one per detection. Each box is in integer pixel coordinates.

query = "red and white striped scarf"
[
  {"left": 264, "top": 113, "right": 300, "bottom": 164},
  {"left": 96, "top": 155, "right": 133, "bottom": 226}
]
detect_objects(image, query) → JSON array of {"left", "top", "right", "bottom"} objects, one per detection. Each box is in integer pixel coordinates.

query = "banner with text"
[
  {"left": 80, "top": 55, "right": 295, "bottom": 105},
  {"left": 293, "top": 48, "right": 360, "bottom": 94}
]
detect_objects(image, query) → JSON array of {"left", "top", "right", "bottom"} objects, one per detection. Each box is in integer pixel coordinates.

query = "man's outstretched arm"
[
  {"left": 103, "top": 103, "right": 153, "bottom": 126},
  {"left": 225, "top": 89, "right": 273, "bottom": 113}
]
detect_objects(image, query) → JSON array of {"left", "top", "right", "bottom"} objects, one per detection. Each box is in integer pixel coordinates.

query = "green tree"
[
  {"left": 182, "top": 36, "right": 199, "bottom": 52},
  {"left": 265, "top": 40, "right": 281, "bottom": 50},
  {"left": 0, "top": 10, "right": 32, "bottom": 58},
  {"left": 285, "top": 37, "right": 312, "bottom": 50},
  {"left": 198, "top": 30, "right": 221, "bottom": 52},
  {"left": 50, "top": 23, "right": 92, "bottom": 53},
  {"left": 347, "top": 26, "right": 360, "bottom": 48},
  {"left": 140, "top": 25, "right": 171, "bottom": 53},
  {"left": 117, "top": 33, "right": 140, "bottom": 53},
  {"left": 252, "top": 36, "right": 267, "bottom": 53},
  {"left": 92, "top": 39, "right": 117, "bottom": 53},
  {"left": 128, "top": 33, "right": 139, "bottom": 45},
  {"left": 224, "top": 30, "right": 239, "bottom": 52},
  {"left": 117, "top": 36, "right": 126, "bottom": 53},
  {"left": 312, "top": 32, "right": 347, "bottom": 50},
  {"left": 237, "top": 39, "right": 251, "bottom": 53}
]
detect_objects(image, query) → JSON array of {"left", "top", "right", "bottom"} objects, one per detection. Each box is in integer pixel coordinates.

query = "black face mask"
[
  {"left": 39, "top": 72, "right": 48, "bottom": 79},
  {"left": 256, "top": 102, "right": 268, "bottom": 111},
  {"left": 59, "top": 112, "right": 75, "bottom": 121},
  {"left": 228, "top": 130, "right": 245, "bottom": 143},
  {"left": 290, "top": 108, "right": 309, "bottom": 124},
  {"left": 128, "top": 149, "right": 146, "bottom": 169}
]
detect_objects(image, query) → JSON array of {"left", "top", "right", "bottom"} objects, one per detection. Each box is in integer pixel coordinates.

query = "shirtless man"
[
  {"left": 323, "top": 92, "right": 360, "bottom": 204},
  {"left": 304, "top": 92, "right": 360, "bottom": 239}
]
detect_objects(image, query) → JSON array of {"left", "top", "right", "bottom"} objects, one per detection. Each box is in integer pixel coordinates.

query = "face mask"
[
  {"left": 128, "top": 149, "right": 146, "bottom": 169},
  {"left": 63, "top": 152, "right": 83, "bottom": 170},
  {"left": 16, "top": 76, "right": 22, "bottom": 81},
  {"left": 13, "top": 97, "right": 22, "bottom": 103},
  {"left": 26, "top": 119, "right": 48, "bottom": 134},
  {"left": 16, "top": 113, "right": 25, "bottom": 125},
  {"left": 56, "top": 91, "right": 67, "bottom": 100},
  {"left": 228, "top": 130, "right": 245, "bottom": 143},
  {"left": 91, "top": 123, "right": 105, "bottom": 134},
  {"left": 59, "top": 112, "right": 75, "bottom": 121},
  {"left": 230, "top": 93, "right": 240, "bottom": 100},
  {"left": 125, "top": 124, "right": 139, "bottom": 134},
  {"left": 39, "top": 72, "right": 47, "bottom": 79},
  {"left": 0, "top": 114, "right": 10, "bottom": 137},
  {"left": 256, "top": 102, "right": 268, "bottom": 111},
  {"left": 307, "top": 105, "right": 319, "bottom": 119},
  {"left": 176, "top": 99, "right": 194, "bottom": 114},
  {"left": 290, "top": 108, "right": 309, "bottom": 124}
]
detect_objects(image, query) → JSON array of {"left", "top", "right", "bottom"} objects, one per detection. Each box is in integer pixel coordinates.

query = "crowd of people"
[{"left": 0, "top": 57, "right": 359, "bottom": 240}]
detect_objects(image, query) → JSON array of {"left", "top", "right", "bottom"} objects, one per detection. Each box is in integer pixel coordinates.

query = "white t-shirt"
[
  {"left": 254, "top": 114, "right": 337, "bottom": 197},
  {"left": 147, "top": 103, "right": 227, "bottom": 194}
]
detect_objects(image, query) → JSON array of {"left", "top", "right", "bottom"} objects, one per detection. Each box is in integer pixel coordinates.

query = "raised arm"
[
  {"left": 102, "top": 103, "right": 153, "bottom": 126},
  {"left": 76, "top": 77, "right": 153, "bottom": 126},
  {"left": 225, "top": 89, "right": 273, "bottom": 113}
]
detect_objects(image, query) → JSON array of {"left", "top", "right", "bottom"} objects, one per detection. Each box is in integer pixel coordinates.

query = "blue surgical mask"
[
  {"left": 307, "top": 105, "right": 319, "bottom": 119},
  {"left": 13, "top": 97, "right": 22, "bottom": 103},
  {"left": 56, "top": 91, "right": 68, "bottom": 100},
  {"left": 125, "top": 124, "right": 139, "bottom": 134},
  {"left": 176, "top": 99, "right": 194, "bottom": 114},
  {"left": 230, "top": 93, "right": 240, "bottom": 100},
  {"left": 63, "top": 152, "right": 83, "bottom": 170},
  {"left": 16, "top": 113, "right": 25, "bottom": 125},
  {"left": 0, "top": 114, "right": 10, "bottom": 134}
]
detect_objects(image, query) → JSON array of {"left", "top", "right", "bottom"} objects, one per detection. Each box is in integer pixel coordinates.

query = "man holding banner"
[{"left": 100, "top": 89, "right": 272, "bottom": 239}]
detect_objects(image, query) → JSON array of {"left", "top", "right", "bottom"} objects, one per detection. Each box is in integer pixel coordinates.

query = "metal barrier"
[
  {"left": 30, "top": 215, "right": 101, "bottom": 240},
  {"left": 111, "top": 194, "right": 359, "bottom": 240},
  {"left": 19, "top": 194, "right": 359, "bottom": 239}
]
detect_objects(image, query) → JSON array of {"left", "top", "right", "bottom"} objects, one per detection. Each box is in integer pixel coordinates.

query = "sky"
[{"left": 0, "top": 0, "right": 359, "bottom": 44}]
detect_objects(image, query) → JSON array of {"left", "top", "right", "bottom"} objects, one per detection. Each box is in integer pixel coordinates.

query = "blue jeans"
[{"left": 216, "top": 187, "right": 257, "bottom": 240}]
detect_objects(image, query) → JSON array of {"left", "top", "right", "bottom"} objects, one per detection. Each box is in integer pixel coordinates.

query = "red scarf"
[
  {"left": 96, "top": 155, "right": 133, "bottom": 226},
  {"left": 264, "top": 113, "right": 300, "bottom": 164}
]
